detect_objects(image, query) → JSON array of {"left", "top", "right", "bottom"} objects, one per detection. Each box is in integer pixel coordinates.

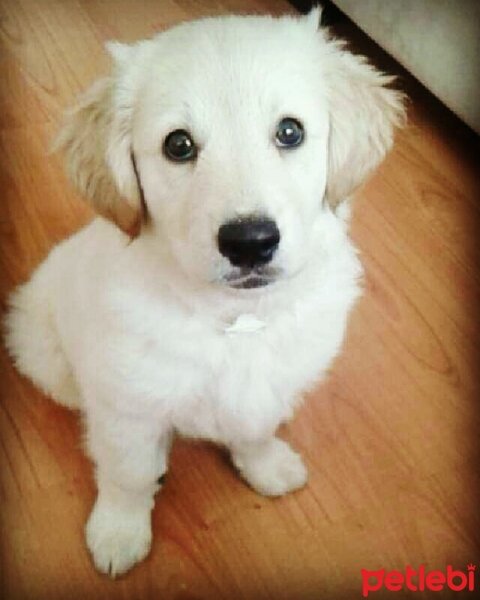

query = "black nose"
[{"left": 217, "top": 217, "right": 280, "bottom": 268}]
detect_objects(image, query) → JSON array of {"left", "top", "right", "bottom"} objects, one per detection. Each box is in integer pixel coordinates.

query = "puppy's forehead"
[
  {"left": 151, "top": 15, "right": 319, "bottom": 77},
  {"left": 136, "top": 16, "right": 323, "bottom": 134}
]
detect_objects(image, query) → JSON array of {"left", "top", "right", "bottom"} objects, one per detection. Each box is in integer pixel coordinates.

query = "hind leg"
[
  {"left": 230, "top": 436, "right": 308, "bottom": 497},
  {"left": 4, "top": 276, "right": 82, "bottom": 410},
  {"left": 48, "top": 363, "right": 82, "bottom": 410}
]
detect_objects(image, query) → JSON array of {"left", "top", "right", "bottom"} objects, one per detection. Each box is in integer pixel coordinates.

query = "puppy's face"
[
  {"left": 57, "top": 10, "right": 405, "bottom": 291},
  {"left": 134, "top": 17, "right": 330, "bottom": 289}
]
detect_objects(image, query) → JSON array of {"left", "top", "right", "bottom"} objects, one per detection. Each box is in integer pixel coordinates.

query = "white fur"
[{"left": 4, "top": 10, "right": 404, "bottom": 576}]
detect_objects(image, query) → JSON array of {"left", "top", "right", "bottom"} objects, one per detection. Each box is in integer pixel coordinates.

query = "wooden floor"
[{"left": 1, "top": 1, "right": 479, "bottom": 599}]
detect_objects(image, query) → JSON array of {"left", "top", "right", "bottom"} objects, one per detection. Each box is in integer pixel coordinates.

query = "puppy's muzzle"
[{"left": 217, "top": 217, "right": 280, "bottom": 269}]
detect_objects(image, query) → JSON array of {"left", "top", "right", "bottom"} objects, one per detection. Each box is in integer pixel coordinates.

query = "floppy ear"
[
  {"left": 322, "top": 36, "right": 406, "bottom": 207},
  {"left": 54, "top": 44, "right": 142, "bottom": 236}
]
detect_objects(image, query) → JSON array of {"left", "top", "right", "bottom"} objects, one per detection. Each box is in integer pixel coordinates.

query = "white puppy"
[{"left": 4, "top": 9, "right": 404, "bottom": 576}]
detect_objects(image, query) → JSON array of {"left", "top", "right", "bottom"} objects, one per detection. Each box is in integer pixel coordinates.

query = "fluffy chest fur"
[{"left": 49, "top": 218, "right": 361, "bottom": 445}]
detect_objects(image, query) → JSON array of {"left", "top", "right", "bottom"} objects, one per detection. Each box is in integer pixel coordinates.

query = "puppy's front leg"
[
  {"left": 85, "top": 410, "right": 172, "bottom": 577},
  {"left": 231, "top": 437, "right": 308, "bottom": 497}
]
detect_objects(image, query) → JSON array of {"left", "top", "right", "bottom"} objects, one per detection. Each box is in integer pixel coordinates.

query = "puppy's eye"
[
  {"left": 275, "top": 117, "right": 304, "bottom": 148},
  {"left": 163, "top": 129, "right": 197, "bottom": 162}
]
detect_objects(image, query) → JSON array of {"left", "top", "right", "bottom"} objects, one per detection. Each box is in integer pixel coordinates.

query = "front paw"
[
  {"left": 232, "top": 438, "right": 308, "bottom": 497},
  {"left": 86, "top": 499, "right": 152, "bottom": 577}
]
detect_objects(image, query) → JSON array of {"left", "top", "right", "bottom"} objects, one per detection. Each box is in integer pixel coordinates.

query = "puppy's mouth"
[{"left": 224, "top": 267, "right": 279, "bottom": 290}]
